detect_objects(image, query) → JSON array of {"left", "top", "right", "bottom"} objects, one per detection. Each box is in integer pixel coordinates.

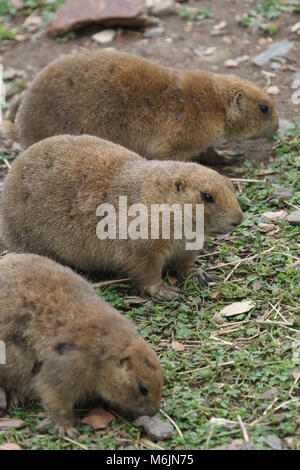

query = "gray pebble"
[
  {"left": 286, "top": 210, "right": 300, "bottom": 225},
  {"left": 252, "top": 40, "right": 293, "bottom": 67},
  {"left": 272, "top": 186, "right": 294, "bottom": 200},
  {"left": 133, "top": 415, "right": 175, "bottom": 441},
  {"left": 143, "top": 26, "right": 165, "bottom": 38}
]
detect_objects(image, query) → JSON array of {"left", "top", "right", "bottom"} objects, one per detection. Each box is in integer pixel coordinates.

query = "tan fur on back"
[
  {"left": 1, "top": 135, "right": 243, "bottom": 299},
  {"left": 14, "top": 51, "right": 278, "bottom": 160}
]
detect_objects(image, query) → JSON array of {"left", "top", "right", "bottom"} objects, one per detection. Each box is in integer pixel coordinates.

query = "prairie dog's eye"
[
  {"left": 137, "top": 379, "right": 148, "bottom": 396},
  {"left": 259, "top": 104, "right": 269, "bottom": 115},
  {"left": 201, "top": 192, "right": 214, "bottom": 203}
]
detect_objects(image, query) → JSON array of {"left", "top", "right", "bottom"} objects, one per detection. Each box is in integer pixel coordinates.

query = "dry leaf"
[
  {"left": 211, "top": 291, "right": 219, "bottom": 299},
  {"left": 258, "top": 223, "right": 277, "bottom": 231},
  {"left": 209, "top": 417, "right": 238, "bottom": 430},
  {"left": 0, "top": 418, "right": 25, "bottom": 430},
  {"left": 260, "top": 210, "right": 287, "bottom": 221},
  {"left": 0, "top": 443, "right": 22, "bottom": 450},
  {"left": 171, "top": 341, "right": 185, "bottom": 351},
  {"left": 81, "top": 408, "right": 115, "bottom": 430},
  {"left": 220, "top": 300, "right": 255, "bottom": 317},
  {"left": 124, "top": 296, "right": 147, "bottom": 305},
  {"left": 204, "top": 47, "right": 216, "bottom": 56}
]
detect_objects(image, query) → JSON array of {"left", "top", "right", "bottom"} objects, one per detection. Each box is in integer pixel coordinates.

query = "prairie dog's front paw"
[{"left": 186, "top": 267, "right": 216, "bottom": 286}]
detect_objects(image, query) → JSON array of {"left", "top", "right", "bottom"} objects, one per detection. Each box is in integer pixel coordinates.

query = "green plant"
[
  {"left": 0, "top": 0, "right": 16, "bottom": 16},
  {"left": 178, "top": 6, "right": 212, "bottom": 24}
]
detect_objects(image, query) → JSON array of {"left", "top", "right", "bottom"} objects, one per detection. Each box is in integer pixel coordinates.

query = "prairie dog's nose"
[{"left": 232, "top": 210, "right": 244, "bottom": 227}]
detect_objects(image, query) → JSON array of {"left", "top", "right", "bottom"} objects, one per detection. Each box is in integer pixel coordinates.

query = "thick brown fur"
[
  {"left": 12, "top": 51, "right": 278, "bottom": 161},
  {"left": 0, "top": 253, "right": 163, "bottom": 435},
  {"left": 1, "top": 135, "right": 244, "bottom": 300}
]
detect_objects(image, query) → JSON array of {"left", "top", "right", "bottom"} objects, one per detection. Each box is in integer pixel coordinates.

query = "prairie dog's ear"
[
  {"left": 117, "top": 357, "right": 132, "bottom": 371},
  {"left": 232, "top": 91, "right": 244, "bottom": 111},
  {"left": 175, "top": 180, "right": 185, "bottom": 192}
]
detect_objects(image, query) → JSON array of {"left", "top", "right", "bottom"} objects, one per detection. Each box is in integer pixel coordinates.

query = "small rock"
[
  {"left": 292, "top": 71, "right": 300, "bottom": 80},
  {"left": 267, "top": 85, "right": 280, "bottom": 95},
  {"left": 194, "top": 46, "right": 206, "bottom": 56},
  {"left": 258, "top": 37, "right": 273, "bottom": 46},
  {"left": 252, "top": 40, "right": 294, "bottom": 67},
  {"left": 265, "top": 434, "right": 282, "bottom": 450},
  {"left": 12, "top": 0, "right": 24, "bottom": 10},
  {"left": 289, "top": 260, "right": 300, "bottom": 270},
  {"left": 209, "top": 30, "right": 222, "bottom": 36},
  {"left": 225, "top": 59, "right": 238, "bottom": 68},
  {"left": 250, "top": 16, "right": 264, "bottom": 35},
  {"left": 222, "top": 36, "right": 232, "bottom": 45},
  {"left": 209, "top": 417, "right": 238, "bottom": 430},
  {"left": 124, "top": 445, "right": 137, "bottom": 450},
  {"left": 0, "top": 387, "right": 7, "bottom": 409},
  {"left": 48, "top": 0, "right": 147, "bottom": 37},
  {"left": 15, "top": 34, "right": 28, "bottom": 41},
  {"left": 236, "top": 55, "right": 249, "bottom": 64},
  {"left": 283, "top": 436, "right": 296, "bottom": 449},
  {"left": 36, "top": 418, "right": 52, "bottom": 434},
  {"left": 24, "top": 15, "right": 42, "bottom": 32},
  {"left": 143, "top": 26, "right": 165, "bottom": 38},
  {"left": 270, "top": 62, "right": 282, "bottom": 70},
  {"left": 133, "top": 416, "right": 175, "bottom": 441},
  {"left": 286, "top": 211, "right": 300, "bottom": 225},
  {"left": 278, "top": 118, "right": 295, "bottom": 134},
  {"left": 260, "top": 389, "right": 278, "bottom": 400},
  {"left": 92, "top": 29, "right": 116, "bottom": 44},
  {"left": 258, "top": 223, "right": 277, "bottom": 231},
  {"left": 213, "top": 20, "right": 226, "bottom": 30},
  {"left": 213, "top": 439, "right": 243, "bottom": 451},
  {"left": 146, "top": 0, "right": 174, "bottom": 17},
  {"left": 253, "top": 282, "right": 262, "bottom": 291},
  {"left": 291, "top": 21, "right": 300, "bottom": 33},
  {"left": 203, "top": 46, "right": 216, "bottom": 56},
  {"left": 241, "top": 440, "right": 255, "bottom": 450},
  {"left": 272, "top": 186, "right": 294, "bottom": 201}
]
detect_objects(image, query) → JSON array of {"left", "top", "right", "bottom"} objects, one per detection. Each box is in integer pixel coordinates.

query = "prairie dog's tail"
[{"left": 2, "top": 92, "right": 24, "bottom": 141}]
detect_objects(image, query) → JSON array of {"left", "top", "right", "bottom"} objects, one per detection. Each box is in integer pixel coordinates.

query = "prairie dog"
[
  {"left": 0, "top": 253, "right": 163, "bottom": 435},
  {"left": 11, "top": 51, "right": 278, "bottom": 162},
  {"left": 1, "top": 135, "right": 244, "bottom": 300}
]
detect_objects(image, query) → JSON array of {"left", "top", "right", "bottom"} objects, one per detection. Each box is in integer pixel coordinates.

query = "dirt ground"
[{"left": 0, "top": 0, "right": 300, "bottom": 172}]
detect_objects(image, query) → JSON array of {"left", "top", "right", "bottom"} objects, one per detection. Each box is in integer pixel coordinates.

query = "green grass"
[
  {"left": 0, "top": 0, "right": 16, "bottom": 16},
  {"left": 0, "top": 126, "right": 299, "bottom": 450},
  {"left": 237, "top": 0, "right": 300, "bottom": 28},
  {"left": 0, "top": 24, "right": 17, "bottom": 41},
  {"left": 0, "top": 0, "right": 66, "bottom": 26},
  {"left": 178, "top": 6, "right": 212, "bottom": 25}
]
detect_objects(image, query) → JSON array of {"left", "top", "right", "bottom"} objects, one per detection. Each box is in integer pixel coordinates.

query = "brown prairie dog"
[
  {"left": 1, "top": 135, "right": 244, "bottom": 300},
  {"left": 9, "top": 51, "right": 278, "bottom": 163},
  {"left": 0, "top": 253, "right": 163, "bottom": 436}
]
